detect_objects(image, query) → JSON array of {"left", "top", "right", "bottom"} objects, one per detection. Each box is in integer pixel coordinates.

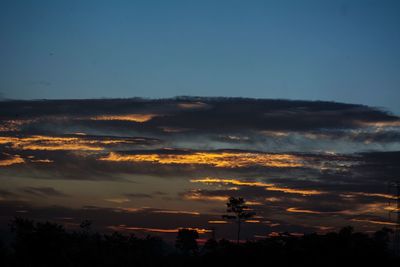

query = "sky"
[
  {"left": 0, "top": 0, "right": 400, "bottom": 241},
  {"left": 0, "top": 0, "right": 400, "bottom": 114},
  {"left": 1, "top": 97, "right": 400, "bottom": 240}
]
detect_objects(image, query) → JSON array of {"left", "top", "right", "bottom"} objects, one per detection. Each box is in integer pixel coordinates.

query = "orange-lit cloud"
[
  {"left": 360, "top": 120, "right": 400, "bottom": 128},
  {"left": 267, "top": 186, "right": 324, "bottom": 196},
  {"left": 286, "top": 207, "right": 323, "bottom": 214},
  {"left": 260, "top": 131, "right": 290, "bottom": 137},
  {"left": 109, "top": 225, "right": 211, "bottom": 234},
  {"left": 347, "top": 202, "right": 399, "bottom": 215},
  {"left": 113, "top": 207, "right": 201, "bottom": 216},
  {"left": 350, "top": 218, "right": 397, "bottom": 226},
  {"left": 99, "top": 152, "right": 303, "bottom": 168},
  {"left": 0, "top": 135, "right": 149, "bottom": 151},
  {"left": 22, "top": 144, "right": 103, "bottom": 151},
  {"left": 316, "top": 226, "right": 334, "bottom": 232},
  {"left": 191, "top": 177, "right": 323, "bottom": 198},
  {"left": 190, "top": 177, "right": 273, "bottom": 187},
  {"left": 0, "top": 154, "right": 25, "bottom": 166},
  {"left": 330, "top": 202, "right": 396, "bottom": 216},
  {"left": 268, "top": 232, "right": 280, "bottom": 237},
  {"left": 246, "top": 201, "right": 263, "bottom": 206},
  {"left": 114, "top": 207, "right": 143, "bottom": 213},
  {"left": 30, "top": 159, "right": 54, "bottom": 163},
  {"left": 183, "top": 190, "right": 228, "bottom": 202},
  {"left": 151, "top": 210, "right": 200, "bottom": 215},
  {"left": 177, "top": 102, "right": 209, "bottom": 109},
  {"left": 91, "top": 114, "right": 157, "bottom": 122},
  {"left": 352, "top": 192, "right": 396, "bottom": 199},
  {"left": 245, "top": 220, "right": 261, "bottom": 223},
  {"left": 0, "top": 136, "right": 103, "bottom": 151},
  {"left": 265, "top": 197, "right": 282, "bottom": 202},
  {"left": 208, "top": 220, "right": 229, "bottom": 224},
  {"left": 182, "top": 190, "right": 261, "bottom": 205},
  {"left": 264, "top": 222, "right": 280, "bottom": 227}
]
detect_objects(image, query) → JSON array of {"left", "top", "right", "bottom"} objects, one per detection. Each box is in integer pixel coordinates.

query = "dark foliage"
[
  {"left": 0, "top": 217, "right": 399, "bottom": 267},
  {"left": 175, "top": 228, "right": 199, "bottom": 255},
  {"left": 222, "top": 197, "right": 256, "bottom": 244}
]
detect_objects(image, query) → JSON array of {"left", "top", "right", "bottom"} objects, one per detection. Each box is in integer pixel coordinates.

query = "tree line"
[
  {"left": 0, "top": 217, "right": 399, "bottom": 266},
  {"left": 0, "top": 197, "right": 399, "bottom": 266}
]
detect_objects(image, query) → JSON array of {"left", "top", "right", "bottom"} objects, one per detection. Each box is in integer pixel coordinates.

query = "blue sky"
[{"left": 0, "top": 0, "right": 399, "bottom": 114}]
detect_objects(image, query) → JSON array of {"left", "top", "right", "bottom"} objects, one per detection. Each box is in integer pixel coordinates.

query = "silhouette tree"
[
  {"left": 222, "top": 197, "right": 255, "bottom": 244},
  {"left": 175, "top": 228, "right": 199, "bottom": 255},
  {"left": 2, "top": 217, "right": 398, "bottom": 266},
  {"left": 203, "top": 238, "right": 218, "bottom": 253},
  {"left": 80, "top": 219, "right": 93, "bottom": 233}
]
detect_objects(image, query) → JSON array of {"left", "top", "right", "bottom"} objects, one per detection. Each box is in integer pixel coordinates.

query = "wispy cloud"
[{"left": 21, "top": 187, "right": 68, "bottom": 197}]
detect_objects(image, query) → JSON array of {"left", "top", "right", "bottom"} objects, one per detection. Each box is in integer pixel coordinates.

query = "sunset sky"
[
  {"left": 0, "top": 0, "right": 400, "bottom": 241},
  {"left": 1, "top": 98, "right": 399, "bottom": 240}
]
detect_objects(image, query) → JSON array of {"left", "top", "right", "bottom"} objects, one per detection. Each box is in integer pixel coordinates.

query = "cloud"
[
  {"left": 21, "top": 187, "right": 68, "bottom": 197},
  {"left": 190, "top": 177, "right": 273, "bottom": 187},
  {"left": 124, "top": 193, "right": 153, "bottom": 199},
  {"left": 350, "top": 218, "right": 397, "bottom": 226},
  {"left": 1, "top": 97, "right": 398, "bottom": 132},
  {"left": 0, "top": 97, "right": 399, "bottom": 237},
  {"left": 0, "top": 189, "right": 16, "bottom": 200},
  {"left": 99, "top": 151, "right": 303, "bottom": 168},
  {"left": 104, "top": 198, "right": 131, "bottom": 204},
  {"left": 286, "top": 207, "right": 323, "bottom": 214},
  {"left": 91, "top": 114, "right": 158, "bottom": 123},
  {"left": 0, "top": 153, "right": 24, "bottom": 166},
  {"left": 108, "top": 225, "right": 211, "bottom": 234}
]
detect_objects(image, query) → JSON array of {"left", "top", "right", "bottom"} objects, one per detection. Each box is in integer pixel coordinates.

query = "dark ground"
[{"left": 0, "top": 217, "right": 399, "bottom": 267}]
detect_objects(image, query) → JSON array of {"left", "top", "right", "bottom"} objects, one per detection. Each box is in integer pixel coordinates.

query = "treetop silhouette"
[{"left": 222, "top": 196, "right": 256, "bottom": 244}]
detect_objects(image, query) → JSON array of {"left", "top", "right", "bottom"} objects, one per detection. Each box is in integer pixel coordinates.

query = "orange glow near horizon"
[
  {"left": 109, "top": 225, "right": 212, "bottom": 234},
  {"left": 99, "top": 152, "right": 303, "bottom": 168}
]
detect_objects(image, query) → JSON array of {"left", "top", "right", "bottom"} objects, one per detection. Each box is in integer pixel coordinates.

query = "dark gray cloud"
[
  {"left": 0, "top": 98, "right": 399, "bottom": 237},
  {"left": 1, "top": 97, "right": 398, "bottom": 132}
]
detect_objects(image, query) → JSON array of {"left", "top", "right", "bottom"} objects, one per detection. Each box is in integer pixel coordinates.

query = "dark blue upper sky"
[{"left": 1, "top": 0, "right": 399, "bottom": 114}]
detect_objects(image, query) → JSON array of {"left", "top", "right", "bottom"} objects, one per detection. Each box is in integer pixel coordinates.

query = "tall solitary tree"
[{"left": 222, "top": 197, "right": 256, "bottom": 244}]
